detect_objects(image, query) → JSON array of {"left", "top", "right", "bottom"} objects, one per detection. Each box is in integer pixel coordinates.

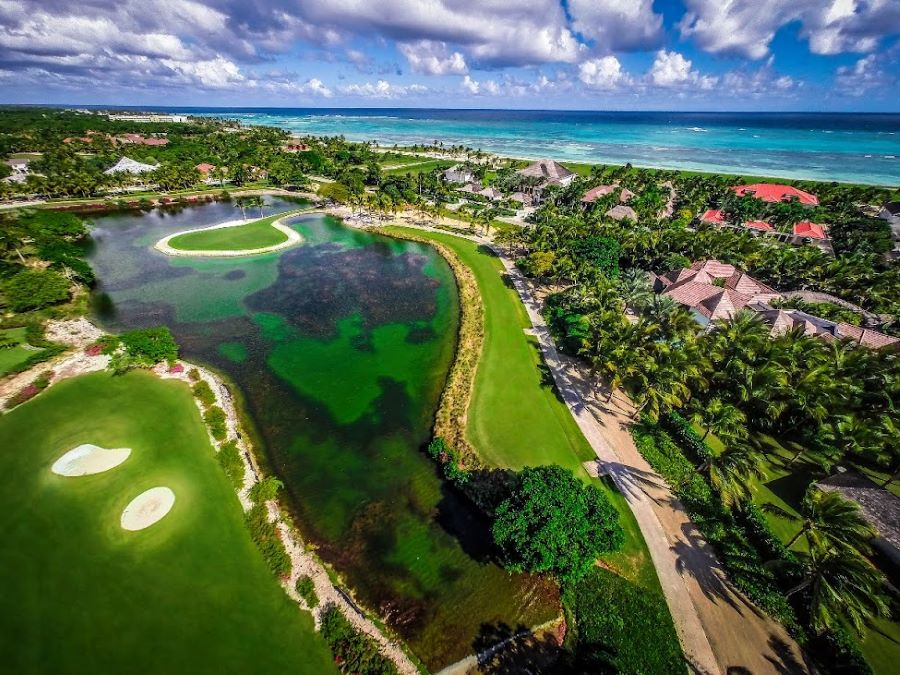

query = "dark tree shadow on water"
[{"left": 473, "top": 622, "right": 564, "bottom": 674}]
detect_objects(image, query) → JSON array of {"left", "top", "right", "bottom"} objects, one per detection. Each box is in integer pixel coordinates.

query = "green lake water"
[{"left": 86, "top": 197, "right": 558, "bottom": 669}]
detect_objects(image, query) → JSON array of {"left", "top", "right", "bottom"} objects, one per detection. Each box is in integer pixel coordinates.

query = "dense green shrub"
[
  {"left": 295, "top": 575, "right": 318, "bottom": 609},
  {"left": 562, "top": 568, "right": 684, "bottom": 674},
  {"left": 217, "top": 440, "right": 244, "bottom": 489},
  {"left": 187, "top": 367, "right": 201, "bottom": 382},
  {"left": 426, "top": 438, "right": 469, "bottom": 485},
  {"left": 120, "top": 326, "right": 178, "bottom": 363},
  {"left": 244, "top": 503, "right": 291, "bottom": 577},
  {"left": 249, "top": 476, "right": 283, "bottom": 503},
  {"left": 191, "top": 380, "right": 216, "bottom": 407},
  {"left": 203, "top": 405, "right": 227, "bottom": 440},
  {"left": 2, "top": 269, "right": 70, "bottom": 312},
  {"left": 493, "top": 465, "right": 624, "bottom": 583},
  {"left": 319, "top": 605, "right": 398, "bottom": 675}
]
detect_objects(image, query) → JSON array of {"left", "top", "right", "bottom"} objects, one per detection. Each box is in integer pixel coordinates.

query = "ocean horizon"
[{"left": 145, "top": 107, "right": 900, "bottom": 187}]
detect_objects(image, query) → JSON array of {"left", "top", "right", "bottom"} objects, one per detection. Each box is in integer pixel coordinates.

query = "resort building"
[
  {"left": 282, "top": 142, "right": 310, "bottom": 153},
  {"left": 792, "top": 221, "right": 828, "bottom": 240},
  {"left": 655, "top": 259, "right": 898, "bottom": 348},
  {"left": 3, "top": 158, "right": 30, "bottom": 183},
  {"left": 104, "top": 157, "right": 158, "bottom": 175},
  {"left": 732, "top": 183, "right": 819, "bottom": 206},
  {"left": 605, "top": 205, "right": 638, "bottom": 222},
  {"left": 516, "top": 159, "right": 576, "bottom": 203},
  {"left": 107, "top": 113, "right": 188, "bottom": 123},
  {"left": 443, "top": 166, "right": 476, "bottom": 184},
  {"left": 878, "top": 201, "right": 900, "bottom": 254},
  {"left": 478, "top": 187, "right": 503, "bottom": 201},
  {"left": 700, "top": 209, "right": 726, "bottom": 224},
  {"left": 654, "top": 260, "right": 781, "bottom": 325},
  {"left": 743, "top": 220, "right": 774, "bottom": 232},
  {"left": 117, "top": 133, "right": 169, "bottom": 146},
  {"left": 581, "top": 184, "right": 634, "bottom": 204}
]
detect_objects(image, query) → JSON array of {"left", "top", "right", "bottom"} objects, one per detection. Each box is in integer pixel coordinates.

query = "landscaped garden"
[{"left": 0, "top": 370, "right": 336, "bottom": 674}]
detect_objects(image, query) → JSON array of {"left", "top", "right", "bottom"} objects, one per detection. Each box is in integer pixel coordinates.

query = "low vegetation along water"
[{"left": 87, "top": 196, "right": 558, "bottom": 669}]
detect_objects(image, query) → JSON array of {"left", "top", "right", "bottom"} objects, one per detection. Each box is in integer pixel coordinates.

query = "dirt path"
[{"left": 371, "top": 216, "right": 809, "bottom": 675}]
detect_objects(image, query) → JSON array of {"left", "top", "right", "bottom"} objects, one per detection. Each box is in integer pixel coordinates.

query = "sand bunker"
[
  {"left": 121, "top": 487, "right": 176, "bottom": 531},
  {"left": 52, "top": 444, "right": 132, "bottom": 476}
]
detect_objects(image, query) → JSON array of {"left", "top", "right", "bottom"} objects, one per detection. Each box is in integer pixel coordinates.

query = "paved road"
[{"left": 496, "top": 251, "right": 809, "bottom": 675}]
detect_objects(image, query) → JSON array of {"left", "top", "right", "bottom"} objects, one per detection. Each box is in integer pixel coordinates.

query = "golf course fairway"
[{"left": 0, "top": 370, "right": 336, "bottom": 674}]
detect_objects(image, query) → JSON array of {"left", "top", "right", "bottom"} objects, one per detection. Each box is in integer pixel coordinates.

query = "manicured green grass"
[
  {"left": 382, "top": 159, "right": 454, "bottom": 176},
  {"left": 383, "top": 226, "right": 663, "bottom": 588},
  {"left": 0, "top": 370, "right": 336, "bottom": 674},
  {"left": 167, "top": 212, "right": 294, "bottom": 251},
  {"left": 0, "top": 327, "right": 36, "bottom": 376}
]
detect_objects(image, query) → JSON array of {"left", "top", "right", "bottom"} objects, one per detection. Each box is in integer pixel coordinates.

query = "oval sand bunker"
[
  {"left": 52, "top": 444, "right": 132, "bottom": 476},
  {"left": 121, "top": 487, "right": 176, "bottom": 531}
]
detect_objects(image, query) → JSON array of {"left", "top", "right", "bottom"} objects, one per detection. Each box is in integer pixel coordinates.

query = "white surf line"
[{"left": 154, "top": 210, "right": 305, "bottom": 257}]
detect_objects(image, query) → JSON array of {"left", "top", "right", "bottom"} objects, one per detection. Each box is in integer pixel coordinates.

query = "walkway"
[
  {"left": 376, "top": 217, "right": 809, "bottom": 675},
  {"left": 500, "top": 252, "right": 809, "bottom": 675}
]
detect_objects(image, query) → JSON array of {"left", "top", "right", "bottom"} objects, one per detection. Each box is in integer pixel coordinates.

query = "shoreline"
[
  {"left": 153, "top": 210, "right": 306, "bottom": 257},
  {"left": 0, "top": 318, "right": 420, "bottom": 675}
]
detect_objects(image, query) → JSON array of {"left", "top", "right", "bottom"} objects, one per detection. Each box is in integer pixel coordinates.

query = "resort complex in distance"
[{"left": 2, "top": 106, "right": 899, "bottom": 675}]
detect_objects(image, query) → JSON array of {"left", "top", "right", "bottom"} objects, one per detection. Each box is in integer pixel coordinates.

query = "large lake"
[{"left": 86, "top": 197, "right": 558, "bottom": 669}]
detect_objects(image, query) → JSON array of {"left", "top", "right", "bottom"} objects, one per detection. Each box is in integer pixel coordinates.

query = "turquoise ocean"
[{"left": 174, "top": 108, "right": 899, "bottom": 186}]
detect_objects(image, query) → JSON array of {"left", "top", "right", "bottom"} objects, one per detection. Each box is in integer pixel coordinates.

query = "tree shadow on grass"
[{"left": 478, "top": 244, "right": 500, "bottom": 258}]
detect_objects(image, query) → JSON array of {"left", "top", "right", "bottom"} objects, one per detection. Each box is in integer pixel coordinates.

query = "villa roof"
[
  {"left": 443, "top": 166, "right": 475, "bottom": 183},
  {"left": 605, "top": 204, "right": 638, "bottom": 221},
  {"left": 582, "top": 185, "right": 633, "bottom": 204},
  {"left": 732, "top": 183, "right": 818, "bottom": 206},
  {"left": 835, "top": 323, "right": 900, "bottom": 350},
  {"left": 659, "top": 259, "right": 780, "bottom": 322},
  {"left": 743, "top": 220, "right": 774, "bottom": 231},
  {"left": 793, "top": 221, "right": 828, "bottom": 239},
  {"left": 478, "top": 187, "right": 503, "bottom": 200},
  {"left": 753, "top": 305, "right": 899, "bottom": 349},
  {"left": 195, "top": 163, "right": 215, "bottom": 173},
  {"left": 517, "top": 159, "right": 575, "bottom": 182},
  {"left": 818, "top": 472, "right": 900, "bottom": 561},
  {"left": 700, "top": 209, "right": 726, "bottom": 224},
  {"left": 103, "top": 156, "right": 158, "bottom": 175},
  {"left": 509, "top": 191, "right": 528, "bottom": 203}
]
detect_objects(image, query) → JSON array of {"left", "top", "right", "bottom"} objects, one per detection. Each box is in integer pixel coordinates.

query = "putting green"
[
  {"left": 0, "top": 370, "right": 336, "bottom": 674},
  {"left": 166, "top": 212, "right": 295, "bottom": 252}
]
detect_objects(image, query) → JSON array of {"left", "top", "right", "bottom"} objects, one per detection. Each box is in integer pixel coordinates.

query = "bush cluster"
[
  {"left": 295, "top": 575, "right": 318, "bottom": 609},
  {"left": 191, "top": 380, "right": 216, "bottom": 407},
  {"left": 244, "top": 503, "right": 291, "bottom": 578},
  {"left": 319, "top": 604, "right": 398, "bottom": 675},
  {"left": 2, "top": 269, "right": 70, "bottom": 312},
  {"left": 217, "top": 440, "right": 244, "bottom": 489},
  {"left": 4, "top": 370, "right": 53, "bottom": 409},
  {"left": 203, "top": 406, "right": 227, "bottom": 440}
]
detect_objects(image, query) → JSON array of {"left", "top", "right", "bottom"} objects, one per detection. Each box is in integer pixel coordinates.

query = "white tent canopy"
[{"left": 104, "top": 157, "right": 158, "bottom": 175}]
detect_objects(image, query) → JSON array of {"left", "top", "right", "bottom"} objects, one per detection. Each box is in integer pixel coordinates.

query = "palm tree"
[
  {"left": 766, "top": 485, "right": 876, "bottom": 552},
  {"left": 783, "top": 544, "right": 888, "bottom": 635},
  {"left": 692, "top": 397, "right": 746, "bottom": 442},
  {"left": 618, "top": 268, "right": 653, "bottom": 313},
  {"left": 697, "top": 442, "right": 764, "bottom": 506}
]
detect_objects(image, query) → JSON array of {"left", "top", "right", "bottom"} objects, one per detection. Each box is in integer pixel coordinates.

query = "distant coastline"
[{"left": 165, "top": 108, "right": 900, "bottom": 187}]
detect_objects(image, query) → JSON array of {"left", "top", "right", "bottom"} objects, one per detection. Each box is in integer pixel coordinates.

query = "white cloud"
[
  {"left": 578, "top": 56, "right": 629, "bottom": 89},
  {"left": 835, "top": 52, "right": 897, "bottom": 94},
  {"left": 648, "top": 50, "right": 717, "bottom": 89},
  {"left": 461, "top": 75, "right": 480, "bottom": 94},
  {"left": 398, "top": 40, "right": 468, "bottom": 75},
  {"left": 160, "top": 56, "right": 246, "bottom": 89},
  {"left": 679, "top": 0, "right": 899, "bottom": 59},
  {"left": 339, "top": 79, "right": 427, "bottom": 98},
  {"left": 568, "top": 0, "right": 663, "bottom": 51}
]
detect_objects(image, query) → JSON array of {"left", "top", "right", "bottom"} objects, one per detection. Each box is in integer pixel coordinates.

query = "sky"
[{"left": 1, "top": 0, "right": 899, "bottom": 111}]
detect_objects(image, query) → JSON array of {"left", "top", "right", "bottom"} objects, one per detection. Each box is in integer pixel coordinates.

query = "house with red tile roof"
[
  {"left": 655, "top": 260, "right": 781, "bottom": 324},
  {"left": 743, "top": 220, "right": 774, "bottom": 232},
  {"left": 581, "top": 185, "right": 634, "bottom": 204},
  {"left": 195, "top": 163, "right": 215, "bottom": 174},
  {"left": 792, "top": 221, "right": 828, "bottom": 239},
  {"left": 700, "top": 209, "right": 726, "bottom": 224},
  {"left": 732, "top": 183, "right": 818, "bottom": 206}
]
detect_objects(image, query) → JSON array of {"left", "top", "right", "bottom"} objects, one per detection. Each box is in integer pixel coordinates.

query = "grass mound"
[{"left": 168, "top": 213, "right": 291, "bottom": 252}]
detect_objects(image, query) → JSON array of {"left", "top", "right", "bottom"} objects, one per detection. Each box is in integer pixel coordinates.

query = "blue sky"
[{"left": 1, "top": 0, "right": 898, "bottom": 110}]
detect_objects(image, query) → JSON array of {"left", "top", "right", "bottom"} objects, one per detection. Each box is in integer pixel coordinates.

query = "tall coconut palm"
[
  {"left": 697, "top": 441, "right": 764, "bottom": 506},
  {"left": 692, "top": 397, "right": 747, "bottom": 442},
  {"left": 784, "top": 543, "right": 888, "bottom": 635},
  {"left": 767, "top": 485, "right": 877, "bottom": 552}
]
